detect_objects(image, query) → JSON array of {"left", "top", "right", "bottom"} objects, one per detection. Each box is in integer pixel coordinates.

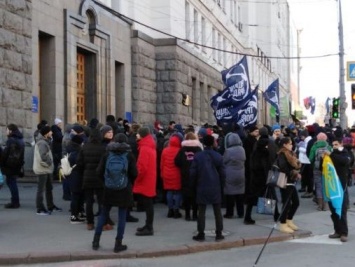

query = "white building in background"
[{"left": 107, "top": 0, "right": 293, "bottom": 125}]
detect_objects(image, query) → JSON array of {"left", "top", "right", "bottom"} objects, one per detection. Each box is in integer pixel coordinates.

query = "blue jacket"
[{"left": 190, "top": 148, "right": 226, "bottom": 204}]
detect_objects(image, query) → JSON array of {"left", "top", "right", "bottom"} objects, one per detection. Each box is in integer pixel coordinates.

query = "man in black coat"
[{"left": 327, "top": 138, "right": 350, "bottom": 242}]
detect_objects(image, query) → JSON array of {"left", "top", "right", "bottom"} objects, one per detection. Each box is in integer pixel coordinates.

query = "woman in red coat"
[
  {"left": 161, "top": 134, "right": 182, "bottom": 218},
  {"left": 133, "top": 127, "right": 157, "bottom": 236}
]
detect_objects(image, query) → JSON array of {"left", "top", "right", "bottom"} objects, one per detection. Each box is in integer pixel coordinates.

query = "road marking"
[{"left": 287, "top": 234, "right": 342, "bottom": 245}]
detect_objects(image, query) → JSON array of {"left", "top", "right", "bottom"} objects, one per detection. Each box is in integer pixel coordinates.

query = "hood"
[
  {"left": 224, "top": 132, "right": 242, "bottom": 148},
  {"left": 181, "top": 139, "right": 202, "bottom": 148},
  {"left": 107, "top": 142, "right": 131, "bottom": 153},
  {"left": 9, "top": 129, "right": 23, "bottom": 140},
  {"left": 138, "top": 134, "right": 156, "bottom": 150},
  {"left": 315, "top": 140, "right": 328, "bottom": 148},
  {"left": 169, "top": 136, "right": 182, "bottom": 148},
  {"left": 36, "top": 133, "right": 50, "bottom": 143}
]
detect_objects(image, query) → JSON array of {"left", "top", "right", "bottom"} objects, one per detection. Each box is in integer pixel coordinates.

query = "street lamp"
[{"left": 337, "top": 0, "right": 347, "bottom": 128}]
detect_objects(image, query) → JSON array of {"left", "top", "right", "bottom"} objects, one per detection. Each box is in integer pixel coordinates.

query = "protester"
[
  {"left": 277, "top": 137, "right": 302, "bottom": 233},
  {"left": 190, "top": 135, "right": 226, "bottom": 242},
  {"left": 0, "top": 124, "right": 25, "bottom": 209}
]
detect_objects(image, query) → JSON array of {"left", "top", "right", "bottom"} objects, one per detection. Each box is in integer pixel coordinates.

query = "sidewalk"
[{"left": 0, "top": 182, "right": 311, "bottom": 265}]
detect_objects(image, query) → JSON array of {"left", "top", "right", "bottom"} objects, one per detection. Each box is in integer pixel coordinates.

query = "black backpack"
[{"left": 6, "top": 142, "right": 23, "bottom": 168}]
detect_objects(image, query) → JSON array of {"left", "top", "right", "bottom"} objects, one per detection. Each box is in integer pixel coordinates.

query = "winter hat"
[
  {"left": 88, "top": 118, "right": 99, "bottom": 129},
  {"left": 71, "top": 135, "right": 83, "bottom": 145},
  {"left": 54, "top": 118, "right": 62, "bottom": 125},
  {"left": 72, "top": 125, "right": 84, "bottom": 134},
  {"left": 138, "top": 127, "right": 150, "bottom": 138},
  {"left": 40, "top": 126, "right": 51, "bottom": 136},
  {"left": 317, "top": 132, "right": 327, "bottom": 141},
  {"left": 271, "top": 124, "right": 281, "bottom": 132},
  {"left": 174, "top": 124, "right": 184, "bottom": 135},
  {"left": 100, "top": 125, "right": 113, "bottom": 136},
  {"left": 259, "top": 127, "right": 269, "bottom": 137},
  {"left": 306, "top": 125, "right": 315, "bottom": 135},
  {"left": 198, "top": 127, "right": 207, "bottom": 138},
  {"left": 202, "top": 135, "right": 215, "bottom": 147},
  {"left": 288, "top": 123, "right": 296, "bottom": 130},
  {"left": 115, "top": 133, "right": 128, "bottom": 143}
]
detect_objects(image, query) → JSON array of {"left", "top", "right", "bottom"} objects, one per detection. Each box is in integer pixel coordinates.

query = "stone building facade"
[{"left": 0, "top": 0, "right": 33, "bottom": 141}]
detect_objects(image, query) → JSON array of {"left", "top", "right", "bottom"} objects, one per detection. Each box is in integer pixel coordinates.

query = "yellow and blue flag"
[{"left": 322, "top": 155, "right": 344, "bottom": 218}]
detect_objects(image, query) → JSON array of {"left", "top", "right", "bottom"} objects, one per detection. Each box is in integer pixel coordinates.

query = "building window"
[
  {"left": 218, "top": 33, "right": 221, "bottom": 64},
  {"left": 194, "top": 9, "right": 198, "bottom": 44},
  {"left": 77, "top": 53, "right": 86, "bottom": 123},
  {"left": 212, "top": 28, "right": 217, "bottom": 61},
  {"left": 201, "top": 17, "right": 206, "bottom": 53},
  {"left": 185, "top": 1, "right": 191, "bottom": 40}
]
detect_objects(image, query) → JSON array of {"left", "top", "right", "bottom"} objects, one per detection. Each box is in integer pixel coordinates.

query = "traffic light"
[
  {"left": 332, "top": 97, "right": 340, "bottom": 118},
  {"left": 352, "top": 84, "right": 355, "bottom": 109}
]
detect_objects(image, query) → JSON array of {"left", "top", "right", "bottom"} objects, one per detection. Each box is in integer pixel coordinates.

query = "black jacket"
[
  {"left": 0, "top": 130, "right": 25, "bottom": 176},
  {"left": 96, "top": 142, "right": 137, "bottom": 208},
  {"left": 66, "top": 142, "right": 83, "bottom": 193},
  {"left": 330, "top": 148, "right": 350, "bottom": 190},
  {"left": 76, "top": 141, "right": 106, "bottom": 189}
]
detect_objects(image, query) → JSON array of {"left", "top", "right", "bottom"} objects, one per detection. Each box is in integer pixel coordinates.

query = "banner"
[
  {"left": 211, "top": 56, "right": 251, "bottom": 121},
  {"left": 263, "top": 79, "right": 280, "bottom": 115}
]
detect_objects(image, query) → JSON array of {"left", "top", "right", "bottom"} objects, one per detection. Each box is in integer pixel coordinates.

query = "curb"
[{"left": 0, "top": 230, "right": 312, "bottom": 265}]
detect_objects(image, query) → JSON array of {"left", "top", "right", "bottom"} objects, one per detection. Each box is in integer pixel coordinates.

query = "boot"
[
  {"left": 114, "top": 239, "right": 127, "bottom": 253},
  {"left": 92, "top": 234, "right": 100, "bottom": 250},
  {"left": 317, "top": 198, "right": 323, "bottom": 211},
  {"left": 286, "top": 219, "right": 299, "bottom": 231},
  {"left": 279, "top": 223, "right": 294, "bottom": 234},
  {"left": 174, "top": 209, "right": 182, "bottom": 219},
  {"left": 167, "top": 209, "right": 174, "bottom": 218}
]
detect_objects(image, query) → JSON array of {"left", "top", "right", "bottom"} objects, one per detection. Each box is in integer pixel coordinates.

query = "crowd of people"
[{"left": 0, "top": 117, "right": 353, "bottom": 252}]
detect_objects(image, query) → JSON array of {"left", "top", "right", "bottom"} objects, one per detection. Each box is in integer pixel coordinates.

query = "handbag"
[
  {"left": 257, "top": 188, "right": 276, "bottom": 215},
  {"left": 266, "top": 164, "right": 287, "bottom": 189}
]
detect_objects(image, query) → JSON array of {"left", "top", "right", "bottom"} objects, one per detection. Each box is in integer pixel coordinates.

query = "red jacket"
[
  {"left": 133, "top": 134, "right": 157, "bottom": 197},
  {"left": 160, "top": 136, "right": 182, "bottom": 190}
]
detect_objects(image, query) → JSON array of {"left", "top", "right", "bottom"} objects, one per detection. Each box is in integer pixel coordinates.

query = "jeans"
[
  {"left": 95, "top": 205, "right": 127, "bottom": 240},
  {"left": 166, "top": 190, "right": 182, "bottom": 209},
  {"left": 6, "top": 175, "right": 19, "bottom": 205},
  {"left": 197, "top": 204, "right": 223, "bottom": 234},
  {"left": 137, "top": 194, "right": 154, "bottom": 229},
  {"left": 36, "top": 174, "right": 54, "bottom": 210},
  {"left": 313, "top": 170, "right": 323, "bottom": 198},
  {"left": 279, "top": 185, "right": 299, "bottom": 223},
  {"left": 85, "top": 188, "right": 104, "bottom": 224}
]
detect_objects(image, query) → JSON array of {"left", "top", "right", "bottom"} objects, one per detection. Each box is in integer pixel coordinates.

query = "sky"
[{"left": 288, "top": 0, "right": 355, "bottom": 126}]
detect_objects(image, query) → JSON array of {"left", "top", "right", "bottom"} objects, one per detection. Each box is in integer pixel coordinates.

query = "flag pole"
[{"left": 338, "top": 0, "right": 347, "bottom": 128}]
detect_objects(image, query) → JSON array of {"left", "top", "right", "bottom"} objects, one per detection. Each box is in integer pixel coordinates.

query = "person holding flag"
[{"left": 323, "top": 138, "right": 350, "bottom": 242}]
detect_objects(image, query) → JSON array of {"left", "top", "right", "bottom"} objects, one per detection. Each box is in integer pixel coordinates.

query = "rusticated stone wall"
[{"left": 0, "top": 0, "right": 32, "bottom": 142}]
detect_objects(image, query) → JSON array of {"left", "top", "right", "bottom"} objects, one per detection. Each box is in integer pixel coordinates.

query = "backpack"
[
  {"left": 60, "top": 153, "right": 76, "bottom": 176},
  {"left": 314, "top": 146, "right": 329, "bottom": 170},
  {"left": 104, "top": 152, "right": 128, "bottom": 190},
  {"left": 6, "top": 142, "right": 23, "bottom": 168}
]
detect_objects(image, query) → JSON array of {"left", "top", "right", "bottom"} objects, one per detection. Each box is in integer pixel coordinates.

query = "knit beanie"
[
  {"left": 271, "top": 124, "right": 281, "bottom": 132},
  {"left": 198, "top": 127, "right": 207, "bottom": 138},
  {"left": 115, "top": 133, "right": 128, "bottom": 143},
  {"left": 40, "top": 126, "right": 51, "bottom": 136},
  {"left": 317, "top": 132, "right": 327, "bottom": 141},
  {"left": 72, "top": 125, "right": 84, "bottom": 134},
  {"left": 54, "top": 118, "right": 62, "bottom": 125},
  {"left": 100, "top": 125, "right": 113, "bottom": 136},
  {"left": 138, "top": 127, "right": 150, "bottom": 138},
  {"left": 259, "top": 127, "right": 269, "bottom": 137},
  {"left": 71, "top": 135, "right": 83, "bottom": 145}
]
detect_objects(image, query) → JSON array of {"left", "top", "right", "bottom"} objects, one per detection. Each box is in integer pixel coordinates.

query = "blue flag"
[
  {"left": 263, "top": 79, "right": 280, "bottom": 116},
  {"left": 234, "top": 88, "right": 258, "bottom": 128},
  {"left": 210, "top": 56, "right": 252, "bottom": 122}
]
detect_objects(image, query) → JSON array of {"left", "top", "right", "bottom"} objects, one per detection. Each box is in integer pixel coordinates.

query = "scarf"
[{"left": 278, "top": 147, "right": 301, "bottom": 170}]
